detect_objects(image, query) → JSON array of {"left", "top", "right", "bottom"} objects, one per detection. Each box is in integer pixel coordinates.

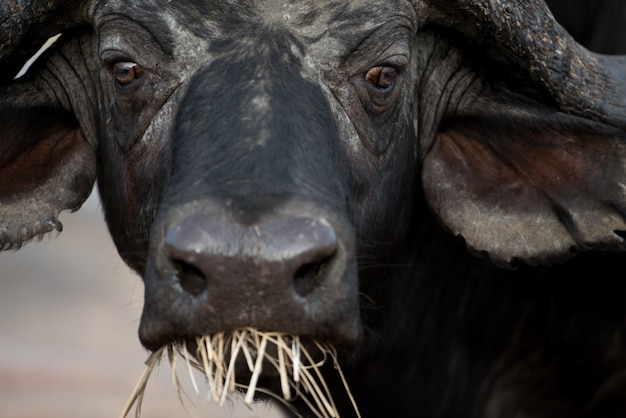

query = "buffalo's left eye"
[
  {"left": 364, "top": 66, "right": 398, "bottom": 90},
  {"left": 113, "top": 62, "right": 144, "bottom": 86}
]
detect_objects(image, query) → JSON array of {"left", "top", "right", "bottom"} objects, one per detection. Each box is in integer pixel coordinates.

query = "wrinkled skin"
[
  {"left": 92, "top": 0, "right": 423, "bottom": 350},
  {"left": 1, "top": 1, "right": 626, "bottom": 417}
]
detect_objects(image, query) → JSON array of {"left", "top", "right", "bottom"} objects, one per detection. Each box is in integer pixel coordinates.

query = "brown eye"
[
  {"left": 364, "top": 66, "right": 398, "bottom": 89},
  {"left": 113, "top": 62, "right": 143, "bottom": 86}
]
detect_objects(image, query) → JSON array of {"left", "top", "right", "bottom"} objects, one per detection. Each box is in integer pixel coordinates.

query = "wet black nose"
[
  {"left": 164, "top": 213, "right": 338, "bottom": 300},
  {"left": 139, "top": 207, "right": 361, "bottom": 350}
]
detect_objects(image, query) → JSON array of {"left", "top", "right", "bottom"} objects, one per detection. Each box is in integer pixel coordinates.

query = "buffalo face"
[
  {"left": 91, "top": 0, "right": 420, "bottom": 351},
  {"left": 3, "top": 0, "right": 626, "bottom": 417}
]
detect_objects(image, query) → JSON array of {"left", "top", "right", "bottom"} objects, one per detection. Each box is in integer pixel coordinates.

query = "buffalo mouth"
[{"left": 121, "top": 328, "right": 361, "bottom": 418}]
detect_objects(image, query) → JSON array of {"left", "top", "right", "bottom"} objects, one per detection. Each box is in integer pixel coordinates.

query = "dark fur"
[{"left": 1, "top": 1, "right": 626, "bottom": 418}]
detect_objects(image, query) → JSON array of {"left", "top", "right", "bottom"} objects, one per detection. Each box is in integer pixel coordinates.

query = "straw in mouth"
[{"left": 119, "top": 328, "right": 361, "bottom": 418}]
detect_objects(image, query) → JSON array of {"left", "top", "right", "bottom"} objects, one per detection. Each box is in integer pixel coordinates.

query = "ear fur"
[
  {"left": 422, "top": 95, "right": 626, "bottom": 267},
  {"left": 0, "top": 105, "right": 96, "bottom": 249}
]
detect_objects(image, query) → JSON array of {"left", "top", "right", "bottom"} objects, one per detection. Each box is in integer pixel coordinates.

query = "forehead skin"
[
  {"left": 94, "top": 0, "right": 420, "bottom": 155},
  {"left": 94, "top": 0, "right": 418, "bottom": 68}
]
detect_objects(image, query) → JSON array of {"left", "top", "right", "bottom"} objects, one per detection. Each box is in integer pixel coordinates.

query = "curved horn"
[
  {"left": 0, "top": 0, "right": 89, "bottom": 81},
  {"left": 423, "top": 0, "right": 626, "bottom": 129}
]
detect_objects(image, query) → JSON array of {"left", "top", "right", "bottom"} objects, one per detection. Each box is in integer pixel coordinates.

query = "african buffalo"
[{"left": 2, "top": 0, "right": 626, "bottom": 417}]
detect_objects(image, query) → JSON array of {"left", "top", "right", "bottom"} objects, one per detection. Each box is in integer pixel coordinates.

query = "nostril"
[
  {"left": 162, "top": 214, "right": 340, "bottom": 302},
  {"left": 172, "top": 259, "right": 207, "bottom": 297},
  {"left": 293, "top": 255, "right": 334, "bottom": 297}
]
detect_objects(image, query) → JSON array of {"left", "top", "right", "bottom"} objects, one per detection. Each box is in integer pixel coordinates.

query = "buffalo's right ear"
[
  {"left": 0, "top": 1, "right": 96, "bottom": 250},
  {"left": 0, "top": 100, "right": 96, "bottom": 250},
  {"left": 0, "top": 0, "right": 96, "bottom": 250}
]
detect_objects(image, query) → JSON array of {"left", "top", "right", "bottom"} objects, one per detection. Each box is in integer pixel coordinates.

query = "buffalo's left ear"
[{"left": 422, "top": 97, "right": 626, "bottom": 266}]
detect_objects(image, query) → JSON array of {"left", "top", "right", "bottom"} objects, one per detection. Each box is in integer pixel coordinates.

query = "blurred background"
[{"left": 0, "top": 188, "right": 285, "bottom": 418}]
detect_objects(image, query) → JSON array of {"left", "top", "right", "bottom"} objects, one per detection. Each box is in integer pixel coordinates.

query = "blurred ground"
[{"left": 0, "top": 189, "right": 285, "bottom": 418}]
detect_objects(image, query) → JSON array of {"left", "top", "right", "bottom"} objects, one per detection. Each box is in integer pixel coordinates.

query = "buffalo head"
[{"left": 2, "top": 0, "right": 626, "bottom": 416}]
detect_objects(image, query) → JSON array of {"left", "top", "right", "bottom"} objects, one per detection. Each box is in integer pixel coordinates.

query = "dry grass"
[{"left": 120, "top": 328, "right": 361, "bottom": 418}]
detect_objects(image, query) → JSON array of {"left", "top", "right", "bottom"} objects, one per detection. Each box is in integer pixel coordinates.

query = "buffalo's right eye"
[
  {"left": 364, "top": 66, "right": 398, "bottom": 90},
  {"left": 113, "top": 62, "right": 143, "bottom": 86}
]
